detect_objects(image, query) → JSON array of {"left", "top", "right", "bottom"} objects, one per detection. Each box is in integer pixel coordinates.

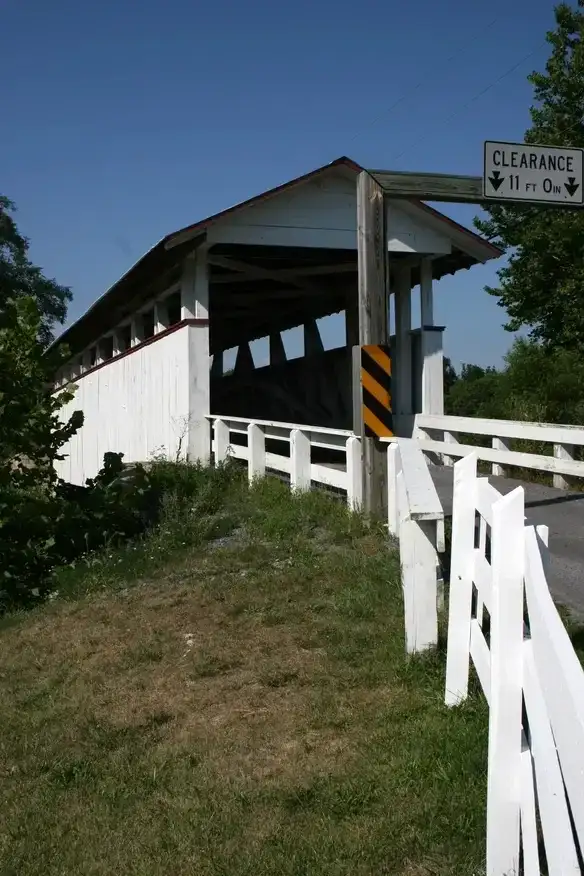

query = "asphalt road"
[{"left": 429, "top": 466, "right": 584, "bottom": 620}]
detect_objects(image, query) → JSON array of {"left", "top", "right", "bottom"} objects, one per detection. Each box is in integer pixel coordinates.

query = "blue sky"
[{"left": 1, "top": 0, "right": 558, "bottom": 369}]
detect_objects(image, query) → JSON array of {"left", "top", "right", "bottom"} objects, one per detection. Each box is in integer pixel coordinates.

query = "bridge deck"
[{"left": 323, "top": 461, "right": 584, "bottom": 620}]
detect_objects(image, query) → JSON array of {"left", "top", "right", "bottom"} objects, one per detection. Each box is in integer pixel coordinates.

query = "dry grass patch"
[{"left": 0, "top": 473, "right": 489, "bottom": 876}]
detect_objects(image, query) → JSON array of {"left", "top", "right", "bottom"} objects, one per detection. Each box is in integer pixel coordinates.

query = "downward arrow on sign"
[
  {"left": 488, "top": 170, "right": 504, "bottom": 192},
  {"left": 565, "top": 177, "right": 580, "bottom": 197}
]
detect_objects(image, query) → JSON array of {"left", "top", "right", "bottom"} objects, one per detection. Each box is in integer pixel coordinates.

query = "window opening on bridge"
[
  {"left": 118, "top": 324, "right": 132, "bottom": 352},
  {"left": 165, "top": 291, "right": 181, "bottom": 326},
  {"left": 99, "top": 336, "right": 114, "bottom": 362},
  {"left": 281, "top": 326, "right": 303, "bottom": 360},
  {"left": 142, "top": 308, "right": 155, "bottom": 340}
]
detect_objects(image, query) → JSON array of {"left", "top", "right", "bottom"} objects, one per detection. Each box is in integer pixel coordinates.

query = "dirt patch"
[{"left": 1, "top": 573, "right": 361, "bottom": 787}]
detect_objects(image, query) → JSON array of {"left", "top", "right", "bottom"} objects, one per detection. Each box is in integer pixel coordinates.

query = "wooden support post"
[
  {"left": 112, "top": 329, "right": 122, "bottom": 358},
  {"left": 131, "top": 314, "right": 144, "bottom": 347},
  {"left": 214, "top": 419, "right": 230, "bottom": 462},
  {"left": 420, "top": 258, "right": 434, "bottom": 326},
  {"left": 394, "top": 265, "right": 412, "bottom": 436},
  {"left": 304, "top": 319, "right": 324, "bottom": 356},
  {"left": 357, "top": 171, "right": 389, "bottom": 518},
  {"left": 492, "top": 437, "right": 510, "bottom": 477},
  {"left": 419, "top": 258, "right": 444, "bottom": 417},
  {"left": 69, "top": 358, "right": 82, "bottom": 381},
  {"left": 443, "top": 430, "right": 459, "bottom": 467},
  {"left": 180, "top": 254, "right": 197, "bottom": 320},
  {"left": 346, "top": 436, "right": 363, "bottom": 511},
  {"left": 345, "top": 289, "right": 359, "bottom": 349},
  {"left": 183, "top": 246, "right": 211, "bottom": 463},
  {"left": 248, "top": 423, "right": 266, "bottom": 482},
  {"left": 290, "top": 429, "right": 311, "bottom": 491},
  {"left": 553, "top": 443, "right": 574, "bottom": 490},
  {"left": 269, "top": 332, "right": 287, "bottom": 365},
  {"left": 420, "top": 328, "right": 445, "bottom": 416},
  {"left": 154, "top": 299, "right": 169, "bottom": 334},
  {"left": 234, "top": 341, "right": 255, "bottom": 373},
  {"left": 387, "top": 442, "right": 399, "bottom": 537},
  {"left": 211, "top": 351, "right": 223, "bottom": 379}
]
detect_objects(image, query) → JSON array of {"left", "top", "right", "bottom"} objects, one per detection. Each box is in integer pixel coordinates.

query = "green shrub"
[{"left": 1, "top": 453, "right": 243, "bottom": 612}]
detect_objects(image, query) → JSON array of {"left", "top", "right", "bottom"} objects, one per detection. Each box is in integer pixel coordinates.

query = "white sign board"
[{"left": 483, "top": 140, "right": 584, "bottom": 206}]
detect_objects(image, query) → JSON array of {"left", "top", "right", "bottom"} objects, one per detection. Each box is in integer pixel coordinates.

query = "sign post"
[
  {"left": 357, "top": 140, "right": 583, "bottom": 519},
  {"left": 483, "top": 141, "right": 584, "bottom": 207},
  {"left": 356, "top": 171, "right": 390, "bottom": 518}
]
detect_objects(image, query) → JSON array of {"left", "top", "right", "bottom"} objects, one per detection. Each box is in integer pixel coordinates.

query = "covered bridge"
[{"left": 53, "top": 156, "right": 501, "bottom": 485}]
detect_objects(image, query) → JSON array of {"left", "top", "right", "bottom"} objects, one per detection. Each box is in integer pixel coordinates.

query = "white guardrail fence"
[
  {"left": 415, "top": 413, "right": 584, "bottom": 490},
  {"left": 208, "top": 413, "right": 584, "bottom": 876},
  {"left": 445, "top": 453, "right": 584, "bottom": 876}
]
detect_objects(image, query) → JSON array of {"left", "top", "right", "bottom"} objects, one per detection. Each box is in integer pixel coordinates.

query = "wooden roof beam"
[
  {"left": 208, "top": 254, "right": 321, "bottom": 294},
  {"left": 211, "top": 260, "right": 356, "bottom": 285},
  {"left": 213, "top": 287, "right": 325, "bottom": 308},
  {"left": 368, "top": 170, "right": 483, "bottom": 204}
]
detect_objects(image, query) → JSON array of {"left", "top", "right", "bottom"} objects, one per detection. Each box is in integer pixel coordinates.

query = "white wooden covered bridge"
[{"left": 54, "top": 156, "right": 501, "bottom": 484}]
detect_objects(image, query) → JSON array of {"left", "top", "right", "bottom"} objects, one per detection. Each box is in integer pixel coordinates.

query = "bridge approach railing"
[{"left": 414, "top": 413, "right": 584, "bottom": 489}]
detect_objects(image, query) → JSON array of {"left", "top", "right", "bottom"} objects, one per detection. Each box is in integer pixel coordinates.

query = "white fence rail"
[
  {"left": 445, "top": 452, "right": 584, "bottom": 876},
  {"left": 208, "top": 415, "right": 363, "bottom": 508},
  {"left": 415, "top": 412, "right": 584, "bottom": 490}
]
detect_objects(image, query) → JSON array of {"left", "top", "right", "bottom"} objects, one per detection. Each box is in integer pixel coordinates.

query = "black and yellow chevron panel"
[{"left": 361, "top": 344, "right": 393, "bottom": 438}]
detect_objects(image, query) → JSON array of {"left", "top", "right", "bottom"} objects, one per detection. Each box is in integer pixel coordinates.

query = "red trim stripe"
[{"left": 54, "top": 318, "right": 208, "bottom": 389}]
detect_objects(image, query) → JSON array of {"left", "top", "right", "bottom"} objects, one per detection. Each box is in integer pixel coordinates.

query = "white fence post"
[
  {"left": 445, "top": 453, "right": 478, "bottom": 706},
  {"left": 214, "top": 418, "right": 230, "bottom": 463},
  {"left": 443, "top": 430, "right": 459, "bottom": 466},
  {"left": 553, "top": 442, "right": 574, "bottom": 490},
  {"left": 486, "top": 486, "right": 525, "bottom": 876},
  {"left": 346, "top": 436, "right": 362, "bottom": 511},
  {"left": 290, "top": 429, "right": 311, "bottom": 492},
  {"left": 248, "top": 423, "right": 265, "bottom": 482},
  {"left": 387, "top": 443, "right": 400, "bottom": 537},
  {"left": 491, "top": 436, "right": 509, "bottom": 477},
  {"left": 397, "top": 470, "right": 438, "bottom": 654}
]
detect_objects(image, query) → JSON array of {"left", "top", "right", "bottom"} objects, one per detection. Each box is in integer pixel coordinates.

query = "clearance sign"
[{"left": 483, "top": 141, "right": 584, "bottom": 206}]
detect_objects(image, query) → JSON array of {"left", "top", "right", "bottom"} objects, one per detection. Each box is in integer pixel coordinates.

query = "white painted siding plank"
[{"left": 55, "top": 328, "right": 191, "bottom": 485}]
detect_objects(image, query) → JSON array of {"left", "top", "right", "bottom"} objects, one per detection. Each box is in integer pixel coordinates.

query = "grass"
[{"left": 0, "top": 463, "right": 488, "bottom": 876}]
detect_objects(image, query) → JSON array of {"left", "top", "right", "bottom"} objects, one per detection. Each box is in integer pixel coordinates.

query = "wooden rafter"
[
  {"left": 211, "top": 260, "right": 356, "bottom": 285},
  {"left": 214, "top": 287, "right": 322, "bottom": 307},
  {"left": 208, "top": 254, "right": 320, "bottom": 293}
]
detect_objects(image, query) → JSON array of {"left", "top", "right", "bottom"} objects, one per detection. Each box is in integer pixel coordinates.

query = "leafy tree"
[
  {"left": 443, "top": 356, "right": 458, "bottom": 394},
  {"left": 0, "top": 297, "right": 82, "bottom": 487},
  {"left": 446, "top": 362, "right": 504, "bottom": 419},
  {"left": 0, "top": 199, "right": 188, "bottom": 610},
  {"left": 502, "top": 338, "right": 584, "bottom": 424},
  {"left": 0, "top": 197, "right": 82, "bottom": 605},
  {"left": 0, "top": 195, "right": 71, "bottom": 346},
  {"left": 475, "top": 1, "right": 584, "bottom": 349},
  {"left": 0, "top": 295, "right": 83, "bottom": 604},
  {"left": 444, "top": 338, "right": 584, "bottom": 429}
]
